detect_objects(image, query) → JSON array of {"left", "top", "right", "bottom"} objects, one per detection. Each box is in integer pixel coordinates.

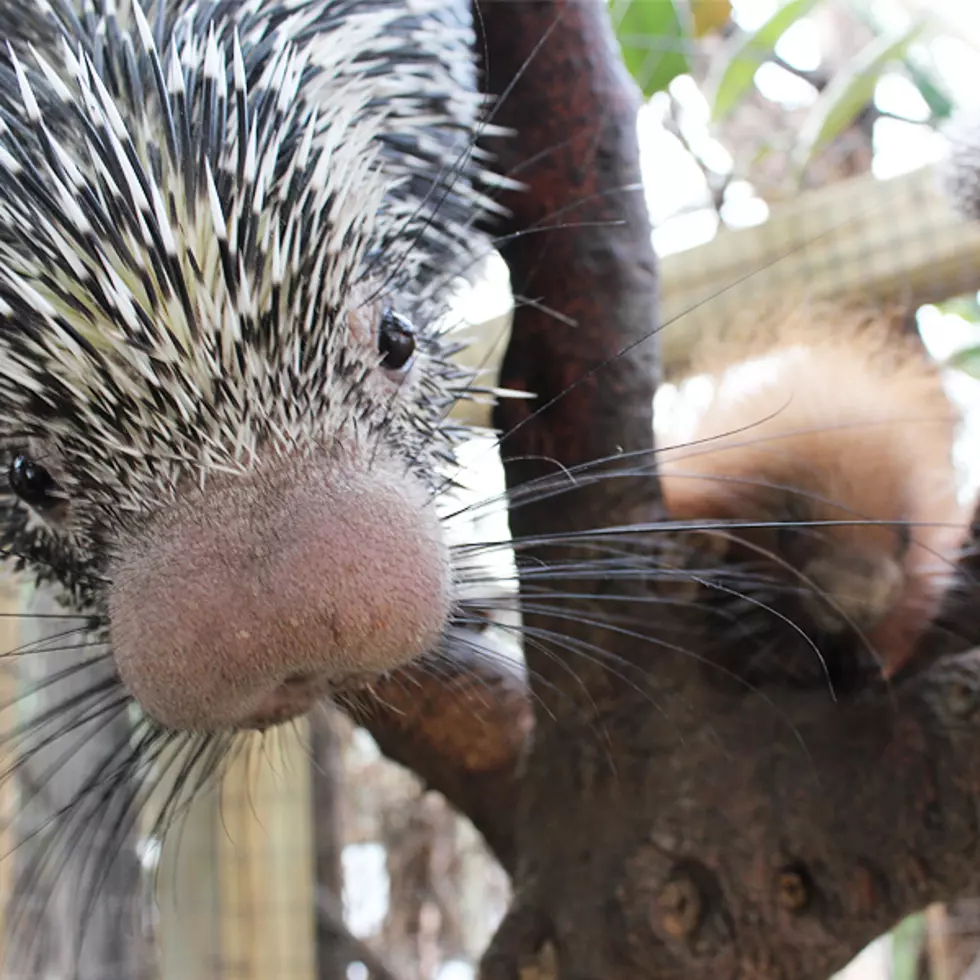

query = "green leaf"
[
  {"left": 749, "top": 142, "right": 776, "bottom": 168},
  {"left": 706, "top": 0, "right": 821, "bottom": 123},
  {"left": 902, "top": 54, "right": 954, "bottom": 122},
  {"left": 947, "top": 344, "right": 980, "bottom": 379},
  {"left": 937, "top": 294, "right": 980, "bottom": 323},
  {"left": 611, "top": 0, "right": 692, "bottom": 98},
  {"left": 791, "top": 21, "right": 925, "bottom": 177},
  {"left": 889, "top": 913, "right": 926, "bottom": 980}
]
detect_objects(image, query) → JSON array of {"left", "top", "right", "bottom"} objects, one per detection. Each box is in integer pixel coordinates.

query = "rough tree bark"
[{"left": 341, "top": 2, "right": 980, "bottom": 978}]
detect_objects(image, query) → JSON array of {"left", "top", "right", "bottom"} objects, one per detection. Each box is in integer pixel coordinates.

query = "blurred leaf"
[
  {"left": 706, "top": 0, "right": 820, "bottom": 123},
  {"left": 902, "top": 54, "right": 954, "bottom": 121},
  {"left": 938, "top": 294, "right": 980, "bottom": 323},
  {"left": 947, "top": 345, "right": 980, "bottom": 379},
  {"left": 749, "top": 142, "right": 776, "bottom": 167},
  {"left": 890, "top": 912, "right": 926, "bottom": 980},
  {"left": 791, "top": 21, "right": 925, "bottom": 177},
  {"left": 692, "top": 0, "right": 732, "bottom": 37},
  {"left": 612, "top": 0, "right": 692, "bottom": 97}
]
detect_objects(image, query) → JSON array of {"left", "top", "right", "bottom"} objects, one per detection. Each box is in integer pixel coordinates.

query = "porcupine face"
[{"left": 0, "top": 0, "right": 495, "bottom": 731}]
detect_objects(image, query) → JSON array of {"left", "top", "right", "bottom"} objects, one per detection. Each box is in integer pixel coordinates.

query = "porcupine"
[
  {"left": 657, "top": 302, "right": 972, "bottom": 692},
  {"left": 0, "top": 0, "right": 516, "bottom": 958},
  {"left": 0, "top": 0, "right": 508, "bottom": 726}
]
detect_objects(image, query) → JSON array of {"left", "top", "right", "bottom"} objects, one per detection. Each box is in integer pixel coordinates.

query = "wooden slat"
[
  {"left": 217, "top": 725, "right": 316, "bottom": 980},
  {"left": 153, "top": 724, "right": 317, "bottom": 980},
  {"left": 154, "top": 761, "right": 222, "bottom": 980},
  {"left": 7, "top": 585, "right": 150, "bottom": 979},
  {"left": 451, "top": 163, "right": 980, "bottom": 430},
  {"left": 656, "top": 165, "right": 980, "bottom": 376}
]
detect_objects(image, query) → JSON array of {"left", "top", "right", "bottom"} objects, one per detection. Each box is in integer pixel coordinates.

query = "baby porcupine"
[{"left": 0, "top": 0, "right": 505, "bottom": 732}]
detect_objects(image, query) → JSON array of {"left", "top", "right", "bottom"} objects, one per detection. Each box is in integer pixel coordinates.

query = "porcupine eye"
[
  {"left": 378, "top": 308, "right": 417, "bottom": 373},
  {"left": 8, "top": 453, "right": 61, "bottom": 511}
]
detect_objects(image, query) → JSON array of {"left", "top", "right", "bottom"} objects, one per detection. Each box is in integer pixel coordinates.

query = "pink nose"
[{"left": 108, "top": 454, "right": 451, "bottom": 731}]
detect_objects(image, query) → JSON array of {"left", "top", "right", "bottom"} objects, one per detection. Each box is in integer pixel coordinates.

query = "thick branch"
[
  {"left": 478, "top": 0, "right": 662, "bottom": 713},
  {"left": 339, "top": 637, "right": 530, "bottom": 873},
  {"left": 496, "top": 645, "right": 980, "bottom": 980},
  {"left": 479, "top": 2, "right": 659, "bottom": 476}
]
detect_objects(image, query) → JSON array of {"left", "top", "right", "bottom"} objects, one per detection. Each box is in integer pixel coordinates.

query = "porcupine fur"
[
  {"left": 0, "top": 0, "right": 519, "bottom": 965},
  {"left": 0, "top": 0, "right": 499, "bottom": 591}
]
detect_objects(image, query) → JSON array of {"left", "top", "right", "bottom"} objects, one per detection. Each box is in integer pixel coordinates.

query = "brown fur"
[{"left": 658, "top": 302, "right": 970, "bottom": 678}]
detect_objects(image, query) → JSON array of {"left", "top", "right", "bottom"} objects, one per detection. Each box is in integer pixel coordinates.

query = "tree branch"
[
  {"left": 316, "top": 886, "right": 404, "bottom": 980},
  {"left": 338, "top": 635, "right": 530, "bottom": 873}
]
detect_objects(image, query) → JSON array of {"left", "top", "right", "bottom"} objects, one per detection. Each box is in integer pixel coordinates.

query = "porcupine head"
[{"left": 0, "top": 0, "right": 501, "bottom": 732}]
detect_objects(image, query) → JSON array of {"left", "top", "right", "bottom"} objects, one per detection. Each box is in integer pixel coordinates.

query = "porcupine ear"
[{"left": 939, "top": 109, "right": 980, "bottom": 221}]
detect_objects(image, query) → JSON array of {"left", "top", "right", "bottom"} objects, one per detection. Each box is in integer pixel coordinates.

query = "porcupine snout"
[{"left": 107, "top": 453, "right": 451, "bottom": 732}]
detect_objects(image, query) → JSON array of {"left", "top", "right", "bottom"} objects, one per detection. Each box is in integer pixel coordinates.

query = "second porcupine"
[
  {"left": 657, "top": 303, "right": 972, "bottom": 692},
  {"left": 0, "top": 0, "right": 521, "bottom": 752}
]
